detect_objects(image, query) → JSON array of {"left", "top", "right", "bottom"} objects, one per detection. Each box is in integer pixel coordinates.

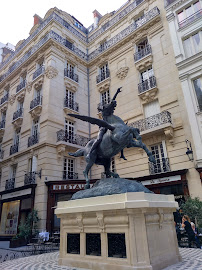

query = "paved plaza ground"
[{"left": 0, "top": 248, "right": 201, "bottom": 270}]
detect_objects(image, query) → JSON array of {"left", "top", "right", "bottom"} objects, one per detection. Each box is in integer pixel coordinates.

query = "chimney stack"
[
  {"left": 93, "top": 10, "right": 102, "bottom": 28},
  {"left": 33, "top": 14, "right": 42, "bottom": 26}
]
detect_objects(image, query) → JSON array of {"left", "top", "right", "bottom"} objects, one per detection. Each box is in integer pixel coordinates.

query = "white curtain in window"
[
  {"left": 144, "top": 100, "right": 160, "bottom": 118},
  {"left": 183, "top": 38, "right": 193, "bottom": 57}
]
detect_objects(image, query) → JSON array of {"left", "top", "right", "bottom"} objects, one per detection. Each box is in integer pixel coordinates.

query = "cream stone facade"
[{"left": 0, "top": 0, "right": 201, "bottom": 238}]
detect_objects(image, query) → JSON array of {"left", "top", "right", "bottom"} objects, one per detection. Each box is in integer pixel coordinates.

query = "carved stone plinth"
[{"left": 56, "top": 192, "right": 181, "bottom": 270}]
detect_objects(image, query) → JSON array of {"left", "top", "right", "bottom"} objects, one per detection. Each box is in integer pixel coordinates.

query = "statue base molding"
[{"left": 56, "top": 192, "right": 181, "bottom": 270}]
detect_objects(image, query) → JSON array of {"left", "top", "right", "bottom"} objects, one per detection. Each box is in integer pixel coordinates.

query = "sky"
[{"left": 0, "top": 0, "right": 128, "bottom": 46}]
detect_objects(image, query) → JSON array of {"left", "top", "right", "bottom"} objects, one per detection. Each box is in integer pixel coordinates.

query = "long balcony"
[
  {"left": 33, "top": 66, "right": 45, "bottom": 80},
  {"left": 24, "top": 172, "right": 36, "bottom": 185},
  {"left": 30, "top": 95, "right": 42, "bottom": 110},
  {"left": 134, "top": 44, "right": 152, "bottom": 62},
  {"left": 57, "top": 130, "right": 89, "bottom": 147},
  {"left": 138, "top": 76, "right": 157, "bottom": 94},
  {"left": 10, "top": 144, "right": 19, "bottom": 155},
  {"left": 16, "top": 80, "right": 26, "bottom": 93},
  {"left": 13, "top": 108, "right": 23, "bottom": 121},
  {"left": 96, "top": 70, "right": 110, "bottom": 84},
  {"left": 149, "top": 158, "right": 171, "bottom": 175},
  {"left": 0, "top": 93, "right": 9, "bottom": 105},
  {"left": 28, "top": 133, "right": 39, "bottom": 147},
  {"left": 64, "top": 98, "right": 79, "bottom": 112},
  {"left": 63, "top": 172, "right": 78, "bottom": 180},
  {"left": 5, "top": 178, "right": 15, "bottom": 190},
  {"left": 130, "top": 111, "right": 172, "bottom": 133},
  {"left": 178, "top": 9, "right": 202, "bottom": 28},
  {"left": 64, "top": 69, "right": 78, "bottom": 83}
]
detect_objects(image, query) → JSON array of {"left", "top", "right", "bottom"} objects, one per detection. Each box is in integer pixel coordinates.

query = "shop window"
[{"left": 193, "top": 77, "right": 202, "bottom": 112}]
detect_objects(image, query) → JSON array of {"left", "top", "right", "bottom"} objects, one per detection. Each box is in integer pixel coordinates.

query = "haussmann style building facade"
[{"left": 0, "top": 0, "right": 201, "bottom": 241}]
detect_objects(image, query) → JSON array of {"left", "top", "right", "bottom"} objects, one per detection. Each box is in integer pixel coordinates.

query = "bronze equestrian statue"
[{"left": 68, "top": 88, "right": 155, "bottom": 189}]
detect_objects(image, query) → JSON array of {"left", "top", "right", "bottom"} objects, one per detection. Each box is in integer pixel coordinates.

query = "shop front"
[{"left": 0, "top": 184, "right": 36, "bottom": 240}]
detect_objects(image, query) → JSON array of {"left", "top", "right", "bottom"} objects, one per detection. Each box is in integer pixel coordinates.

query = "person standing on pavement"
[{"left": 182, "top": 215, "right": 201, "bottom": 248}]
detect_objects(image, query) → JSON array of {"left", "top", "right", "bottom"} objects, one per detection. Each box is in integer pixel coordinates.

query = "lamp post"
[{"left": 185, "top": 139, "right": 194, "bottom": 161}]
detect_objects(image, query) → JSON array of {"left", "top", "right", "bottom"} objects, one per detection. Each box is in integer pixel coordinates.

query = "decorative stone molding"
[
  {"left": 45, "top": 66, "right": 58, "bottom": 79},
  {"left": 1, "top": 103, "right": 8, "bottom": 113},
  {"left": 97, "top": 79, "right": 110, "bottom": 93},
  {"left": 33, "top": 76, "right": 44, "bottom": 90},
  {"left": 30, "top": 106, "right": 42, "bottom": 120},
  {"left": 26, "top": 82, "right": 33, "bottom": 93},
  {"left": 96, "top": 213, "right": 105, "bottom": 232},
  {"left": 8, "top": 94, "right": 16, "bottom": 106},
  {"left": 56, "top": 145, "right": 66, "bottom": 159},
  {"left": 116, "top": 67, "right": 129, "bottom": 80},
  {"left": 135, "top": 55, "right": 153, "bottom": 71},
  {"left": 138, "top": 88, "right": 158, "bottom": 104},
  {"left": 17, "top": 90, "right": 26, "bottom": 102},
  {"left": 76, "top": 214, "right": 84, "bottom": 232},
  {"left": 164, "top": 126, "right": 174, "bottom": 145},
  {"left": 13, "top": 118, "right": 23, "bottom": 130},
  {"left": 64, "top": 78, "right": 78, "bottom": 92}
]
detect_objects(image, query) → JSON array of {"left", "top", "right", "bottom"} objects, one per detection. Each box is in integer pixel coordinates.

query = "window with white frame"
[
  {"left": 100, "top": 63, "right": 108, "bottom": 76},
  {"left": 144, "top": 100, "right": 160, "bottom": 118},
  {"left": 65, "top": 119, "right": 74, "bottom": 142},
  {"left": 150, "top": 142, "right": 170, "bottom": 174},
  {"left": 63, "top": 157, "right": 75, "bottom": 179},
  {"left": 193, "top": 77, "right": 202, "bottom": 111},
  {"left": 32, "top": 119, "right": 39, "bottom": 137},
  {"left": 183, "top": 30, "right": 202, "bottom": 57},
  {"left": 101, "top": 90, "right": 110, "bottom": 106},
  {"left": 34, "top": 86, "right": 42, "bottom": 98},
  {"left": 177, "top": 1, "right": 201, "bottom": 27},
  {"left": 13, "top": 129, "right": 20, "bottom": 146},
  {"left": 28, "top": 156, "right": 37, "bottom": 172},
  {"left": 10, "top": 164, "right": 17, "bottom": 179},
  {"left": 17, "top": 100, "right": 23, "bottom": 110},
  {"left": 140, "top": 67, "right": 154, "bottom": 83},
  {"left": 66, "top": 62, "right": 74, "bottom": 74},
  {"left": 65, "top": 89, "right": 74, "bottom": 107}
]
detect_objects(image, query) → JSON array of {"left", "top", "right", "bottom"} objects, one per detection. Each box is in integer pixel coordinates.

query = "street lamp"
[{"left": 185, "top": 140, "right": 194, "bottom": 161}]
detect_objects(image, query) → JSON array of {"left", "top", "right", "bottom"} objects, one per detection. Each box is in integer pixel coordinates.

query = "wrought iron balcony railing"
[
  {"left": 64, "top": 98, "right": 79, "bottom": 112},
  {"left": 1, "top": 93, "right": 9, "bottom": 105},
  {"left": 30, "top": 95, "right": 42, "bottom": 110},
  {"left": 165, "top": 0, "right": 175, "bottom": 7},
  {"left": 134, "top": 44, "right": 152, "bottom": 62},
  {"left": 5, "top": 178, "right": 15, "bottom": 190},
  {"left": 24, "top": 172, "right": 36, "bottom": 185},
  {"left": 33, "top": 66, "right": 45, "bottom": 80},
  {"left": 28, "top": 133, "right": 39, "bottom": 147},
  {"left": 16, "top": 80, "right": 26, "bottom": 93},
  {"left": 13, "top": 108, "right": 23, "bottom": 121},
  {"left": 96, "top": 70, "right": 110, "bottom": 84},
  {"left": 178, "top": 9, "right": 202, "bottom": 28},
  {"left": 64, "top": 68, "right": 79, "bottom": 82},
  {"left": 63, "top": 172, "right": 78, "bottom": 180},
  {"left": 130, "top": 111, "right": 172, "bottom": 132},
  {"left": 0, "top": 120, "right": 5, "bottom": 129},
  {"left": 10, "top": 144, "right": 19, "bottom": 155},
  {"left": 0, "top": 149, "right": 4, "bottom": 159},
  {"left": 138, "top": 76, "right": 157, "bottom": 94},
  {"left": 149, "top": 158, "right": 171, "bottom": 175},
  {"left": 57, "top": 130, "right": 89, "bottom": 147}
]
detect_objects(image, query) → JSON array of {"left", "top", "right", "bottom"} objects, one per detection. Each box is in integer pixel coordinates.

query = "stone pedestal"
[{"left": 55, "top": 192, "right": 181, "bottom": 270}]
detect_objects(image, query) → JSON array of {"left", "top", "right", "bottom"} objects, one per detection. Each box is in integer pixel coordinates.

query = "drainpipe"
[{"left": 87, "top": 48, "right": 92, "bottom": 179}]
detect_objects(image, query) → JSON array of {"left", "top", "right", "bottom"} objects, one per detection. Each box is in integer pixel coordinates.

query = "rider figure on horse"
[{"left": 86, "top": 87, "right": 127, "bottom": 161}]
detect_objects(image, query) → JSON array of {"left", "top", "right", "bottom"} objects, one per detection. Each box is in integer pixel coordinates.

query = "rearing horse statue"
[{"left": 68, "top": 88, "right": 155, "bottom": 189}]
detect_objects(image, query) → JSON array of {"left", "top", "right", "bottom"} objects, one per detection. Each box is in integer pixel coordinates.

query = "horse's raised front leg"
[
  {"left": 104, "top": 159, "right": 119, "bottom": 178},
  {"left": 127, "top": 140, "right": 156, "bottom": 163}
]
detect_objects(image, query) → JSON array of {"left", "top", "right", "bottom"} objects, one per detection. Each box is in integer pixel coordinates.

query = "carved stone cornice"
[
  {"left": 45, "top": 66, "right": 58, "bottom": 79},
  {"left": 26, "top": 82, "right": 33, "bottom": 93},
  {"left": 12, "top": 118, "right": 23, "bottom": 130},
  {"left": 164, "top": 126, "right": 174, "bottom": 145},
  {"left": 56, "top": 145, "right": 66, "bottom": 159},
  {"left": 97, "top": 78, "right": 111, "bottom": 93},
  {"left": 8, "top": 94, "right": 16, "bottom": 106},
  {"left": 29, "top": 106, "right": 42, "bottom": 120},
  {"left": 64, "top": 77, "right": 78, "bottom": 92},
  {"left": 135, "top": 55, "right": 153, "bottom": 71},
  {"left": 116, "top": 67, "right": 129, "bottom": 80},
  {"left": 138, "top": 87, "right": 158, "bottom": 104},
  {"left": 17, "top": 90, "right": 26, "bottom": 102},
  {"left": 33, "top": 76, "right": 44, "bottom": 90},
  {"left": 0, "top": 103, "right": 8, "bottom": 113}
]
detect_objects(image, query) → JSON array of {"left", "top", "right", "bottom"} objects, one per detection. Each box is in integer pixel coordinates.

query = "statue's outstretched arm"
[{"left": 112, "top": 87, "right": 122, "bottom": 101}]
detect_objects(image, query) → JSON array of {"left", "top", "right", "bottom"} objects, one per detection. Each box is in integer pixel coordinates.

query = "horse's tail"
[{"left": 68, "top": 149, "right": 84, "bottom": 157}]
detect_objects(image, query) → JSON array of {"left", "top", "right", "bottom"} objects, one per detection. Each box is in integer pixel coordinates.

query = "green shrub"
[{"left": 181, "top": 197, "right": 202, "bottom": 228}]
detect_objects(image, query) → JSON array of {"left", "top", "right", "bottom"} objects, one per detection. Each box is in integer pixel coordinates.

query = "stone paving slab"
[{"left": 0, "top": 248, "right": 201, "bottom": 270}]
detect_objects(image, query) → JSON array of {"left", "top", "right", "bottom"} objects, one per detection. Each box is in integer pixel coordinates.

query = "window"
[
  {"left": 28, "top": 156, "right": 37, "bottom": 172},
  {"left": 66, "top": 89, "right": 74, "bottom": 102},
  {"left": 32, "top": 119, "right": 39, "bottom": 137},
  {"left": 140, "top": 67, "right": 154, "bottom": 82},
  {"left": 1, "top": 111, "right": 6, "bottom": 122},
  {"left": 63, "top": 158, "right": 75, "bottom": 179},
  {"left": 13, "top": 129, "right": 20, "bottom": 146},
  {"left": 144, "top": 100, "right": 160, "bottom": 118},
  {"left": 100, "top": 63, "right": 108, "bottom": 76},
  {"left": 65, "top": 119, "right": 74, "bottom": 142},
  {"left": 150, "top": 142, "right": 170, "bottom": 174},
  {"left": 183, "top": 30, "right": 202, "bottom": 57},
  {"left": 10, "top": 164, "right": 17, "bottom": 179},
  {"left": 137, "top": 39, "right": 148, "bottom": 52},
  {"left": 193, "top": 77, "right": 202, "bottom": 111},
  {"left": 17, "top": 100, "right": 23, "bottom": 110},
  {"left": 101, "top": 90, "right": 110, "bottom": 105},
  {"left": 177, "top": 1, "right": 202, "bottom": 27},
  {"left": 34, "top": 86, "right": 42, "bottom": 98}
]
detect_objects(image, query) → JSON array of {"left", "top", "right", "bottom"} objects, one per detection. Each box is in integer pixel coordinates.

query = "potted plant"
[{"left": 10, "top": 209, "right": 40, "bottom": 248}]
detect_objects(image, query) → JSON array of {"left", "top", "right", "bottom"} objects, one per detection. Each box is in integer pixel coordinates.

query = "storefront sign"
[
  {"left": 1, "top": 188, "right": 32, "bottom": 201},
  {"left": 141, "top": 175, "right": 181, "bottom": 186},
  {"left": 52, "top": 183, "right": 93, "bottom": 191}
]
